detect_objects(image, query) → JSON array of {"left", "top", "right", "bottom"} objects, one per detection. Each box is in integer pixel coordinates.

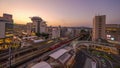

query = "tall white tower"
[{"left": 30, "top": 17, "right": 47, "bottom": 33}]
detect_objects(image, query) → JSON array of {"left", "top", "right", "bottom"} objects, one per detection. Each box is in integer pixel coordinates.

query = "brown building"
[
  {"left": 92, "top": 15, "right": 106, "bottom": 41},
  {"left": 106, "top": 24, "right": 120, "bottom": 41}
]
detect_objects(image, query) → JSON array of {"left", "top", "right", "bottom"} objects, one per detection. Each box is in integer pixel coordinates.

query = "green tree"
[
  {"left": 35, "top": 33, "right": 41, "bottom": 37},
  {"left": 36, "top": 33, "right": 49, "bottom": 39}
]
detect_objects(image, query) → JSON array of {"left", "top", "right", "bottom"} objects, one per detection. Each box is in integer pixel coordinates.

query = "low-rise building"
[
  {"left": 106, "top": 24, "right": 120, "bottom": 41},
  {"left": 14, "top": 24, "right": 27, "bottom": 36},
  {"left": 26, "top": 22, "right": 35, "bottom": 35},
  {"left": 52, "top": 27, "right": 60, "bottom": 39}
]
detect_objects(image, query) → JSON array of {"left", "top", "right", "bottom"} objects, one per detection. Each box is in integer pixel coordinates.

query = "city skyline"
[{"left": 0, "top": 0, "right": 120, "bottom": 27}]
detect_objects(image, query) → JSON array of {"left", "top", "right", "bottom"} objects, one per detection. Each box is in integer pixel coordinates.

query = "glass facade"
[{"left": 5, "top": 23, "right": 13, "bottom": 37}]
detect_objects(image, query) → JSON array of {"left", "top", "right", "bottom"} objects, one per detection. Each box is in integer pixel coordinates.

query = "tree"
[
  {"left": 35, "top": 33, "right": 49, "bottom": 39},
  {"left": 35, "top": 33, "right": 41, "bottom": 37}
]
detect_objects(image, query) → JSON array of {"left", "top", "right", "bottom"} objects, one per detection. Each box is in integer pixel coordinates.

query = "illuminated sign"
[
  {"left": 107, "top": 35, "right": 111, "bottom": 38},
  {"left": 111, "top": 37, "right": 115, "bottom": 40}
]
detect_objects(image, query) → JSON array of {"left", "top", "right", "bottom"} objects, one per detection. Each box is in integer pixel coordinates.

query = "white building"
[
  {"left": 0, "top": 13, "right": 13, "bottom": 38},
  {"left": 52, "top": 27, "right": 60, "bottom": 39},
  {"left": 0, "top": 13, "right": 13, "bottom": 49},
  {"left": 30, "top": 17, "right": 47, "bottom": 34}
]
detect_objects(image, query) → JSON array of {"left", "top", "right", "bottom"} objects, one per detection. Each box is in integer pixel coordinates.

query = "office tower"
[{"left": 92, "top": 15, "right": 106, "bottom": 41}]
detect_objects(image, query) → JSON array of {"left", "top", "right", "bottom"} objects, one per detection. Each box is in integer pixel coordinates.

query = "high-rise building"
[
  {"left": 30, "top": 17, "right": 47, "bottom": 34},
  {"left": 0, "top": 13, "right": 13, "bottom": 38},
  {"left": 92, "top": 15, "right": 106, "bottom": 41},
  {"left": 0, "top": 13, "right": 13, "bottom": 49}
]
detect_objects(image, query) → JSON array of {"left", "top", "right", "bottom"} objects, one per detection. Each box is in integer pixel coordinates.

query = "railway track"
[
  {"left": 0, "top": 40, "right": 56, "bottom": 68},
  {"left": 0, "top": 37, "right": 80, "bottom": 68}
]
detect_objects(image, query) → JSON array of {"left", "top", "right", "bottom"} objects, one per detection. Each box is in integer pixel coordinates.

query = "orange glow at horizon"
[
  {"left": 0, "top": 0, "right": 120, "bottom": 27},
  {"left": 0, "top": 3, "right": 63, "bottom": 26},
  {"left": 0, "top": 9, "right": 61, "bottom": 26},
  {"left": 0, "top": 0, "right": 92, "bottom": 27}
]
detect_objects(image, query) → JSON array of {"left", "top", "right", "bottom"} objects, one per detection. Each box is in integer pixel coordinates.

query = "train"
[{"left": 49, "top": 37, "right": 78, "bottom": 50}]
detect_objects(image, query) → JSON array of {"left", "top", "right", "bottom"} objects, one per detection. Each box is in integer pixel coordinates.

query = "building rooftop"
[
  {"left": 49, "top": 49, "right": 67, "bottom": 59},
  {"left": 30, "top": 16, "right": 42, "bottom": 22},
  {"left": 31, "top": 61, "right": 52, "bottom": 68}
]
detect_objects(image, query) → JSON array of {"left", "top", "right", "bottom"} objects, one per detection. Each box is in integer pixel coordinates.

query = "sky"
[{"left": 0, "top": 0, "right": 120, "bottom": 27}]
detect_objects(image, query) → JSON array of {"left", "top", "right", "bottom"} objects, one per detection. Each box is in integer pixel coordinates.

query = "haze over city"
[
  {"left": 0, "top": 0, "right": 120, "bottom": 27},
  {"left": 1, "top": 0, "right": 120, "bottom": 68}
]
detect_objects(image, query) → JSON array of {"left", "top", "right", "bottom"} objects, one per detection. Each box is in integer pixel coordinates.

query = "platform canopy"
[
  {"left": 31, "top": 61, "right": 51, "bottom": 68},
  {"left": 49, "top": 49, "right": 67, "bottom": 59}
]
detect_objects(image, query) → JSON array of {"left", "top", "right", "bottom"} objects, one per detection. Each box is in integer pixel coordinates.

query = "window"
[
  {"left": 58, "top": 53, "right": 71, "bottom": 64},
  {"left": 99, "top": 17, "right": 102, "bottom": 23}
]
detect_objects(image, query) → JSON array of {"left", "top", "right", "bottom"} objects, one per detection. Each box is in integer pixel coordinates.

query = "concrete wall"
[{"left": 0, "top": 22, "right": 5, "bottom": 38}]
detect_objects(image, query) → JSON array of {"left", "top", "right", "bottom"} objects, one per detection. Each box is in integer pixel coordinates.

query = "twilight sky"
[{"left": 0, "top": 0, "right": 120, "bottom": 27}]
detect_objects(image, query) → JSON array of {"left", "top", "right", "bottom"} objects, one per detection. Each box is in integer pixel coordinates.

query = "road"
[
  {"left": 72, "top": 43, "right": 120, "bottom": 68},
  {"left": 89, "top": 50, "right": 120, "bottom": 68},
  {"left": 73, "top": 49, "right": 87, "bottom": 68},
  {"left": 72, "top": 49, "right": 101, "bottom": 68},
  {"left": 73, "top": 35, "right": 120, "bottom": 68}
]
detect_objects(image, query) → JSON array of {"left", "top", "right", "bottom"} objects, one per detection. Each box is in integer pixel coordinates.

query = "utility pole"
[
  {"left": 8, "top": 37, "right": 13, "bottom": 68},
  {"left": 9, "top": 43, "right": 12, "bottom": 68}
]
